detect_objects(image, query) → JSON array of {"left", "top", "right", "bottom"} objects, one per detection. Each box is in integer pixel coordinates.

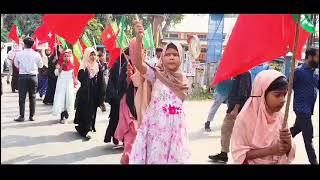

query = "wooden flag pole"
[{"left": 282, "top": 14, "right": 301, "bottom": 129}]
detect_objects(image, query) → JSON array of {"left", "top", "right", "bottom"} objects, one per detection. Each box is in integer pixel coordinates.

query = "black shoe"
[
  {"left": 14, "top": 116, "right": 25, "bottom": 122},
  {"left": 100, "top": 104, "right": 106, "bottom": 112},
  {"left": 209, "top": 152, "right": 228, "bottom": 163},
  {"left": 112, "top": 137, "right": 119, "bottom": 145},
  {"left": 205, "top": 121, "right": 211, "bottom": 132},
  {"left": 60, "top": 112, "right": 64, "bottom": 121},
  {"left": 29, "top": 117, "right": 35, "bottom": 121},
  {"left": 64, "top": 111, "right": 69, "bottom": 119}
]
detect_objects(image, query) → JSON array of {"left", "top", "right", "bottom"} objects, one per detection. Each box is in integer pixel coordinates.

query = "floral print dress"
[{"left": 129, "top": 67, "right": 191, "bottom": 164}]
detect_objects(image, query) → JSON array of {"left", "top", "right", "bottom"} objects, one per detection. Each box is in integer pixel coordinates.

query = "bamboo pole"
[{"left": 282, "top": 14, "right": 301, "bottom": 129}]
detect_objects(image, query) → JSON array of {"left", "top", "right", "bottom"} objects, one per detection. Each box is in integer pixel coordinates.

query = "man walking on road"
[
  {"left": 290, "top": 47, "right": 319, "bottom": 165},
  {"left": 14, "top": 37, "right": 43, "bottom": 122}
]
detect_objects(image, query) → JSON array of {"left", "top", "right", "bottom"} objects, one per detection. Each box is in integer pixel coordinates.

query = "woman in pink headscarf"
[{"left": 231, "top": 69, "right": 295, "bottom": 164}]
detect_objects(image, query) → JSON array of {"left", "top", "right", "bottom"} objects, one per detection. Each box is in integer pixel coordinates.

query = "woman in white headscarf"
[{"left": 74, "top": 47, "right": 107, "bottom": 139}]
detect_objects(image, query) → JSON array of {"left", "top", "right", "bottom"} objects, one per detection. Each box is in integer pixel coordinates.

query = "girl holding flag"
[
  {"left": 230, "top": 70, "right": 295, "bottom": 164},
  {"left": 129, "top": 20, "right": 190, "bottom": 164}
]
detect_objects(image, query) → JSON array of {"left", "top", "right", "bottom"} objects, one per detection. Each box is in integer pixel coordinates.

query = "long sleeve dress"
[{"left": 74, "top": 66, "right": 106, "bottom": 137}]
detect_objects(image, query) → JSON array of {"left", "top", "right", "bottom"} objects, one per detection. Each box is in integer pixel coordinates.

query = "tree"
[
  {"left": 84, "top": 18, "right": 104, "bottom": 45},
  {"left": 161, "top": 14, "right": 184, "bottom": 35},
  {"left": 3, "top": 14, "right": 43, "bottom": 37}
]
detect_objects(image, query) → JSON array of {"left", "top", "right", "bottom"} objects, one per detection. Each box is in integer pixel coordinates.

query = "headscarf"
[
  {"left": 153, "top": 42, "right": 189, "bottom": 101},
  {"left": 231, "top": 69, "right": 295, "bottom": 164},
  {"left": 82, "top": 47, "right": 99, "bottom": 78},
  {"left": 58, "top": 51, "right": 74, "bottom": 71}
]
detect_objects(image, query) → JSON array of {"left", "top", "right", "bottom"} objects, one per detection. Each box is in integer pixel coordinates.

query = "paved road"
[{"left": 1, "top": 79, "right": 319, "bottom": 164}]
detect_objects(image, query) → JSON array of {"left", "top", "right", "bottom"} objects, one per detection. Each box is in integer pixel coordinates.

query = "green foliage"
[
  {"left": 2, "top": 14, "right": 185, "bottom": 46},
  {"left": 111, "top": 14, "right": 184, "bottom": 40},
  {"left": 84, "top": 18, "right": 104, "bottom": 45},
  {"left": 3, "top": 14, "right": 42, "bottom": 37},
  {"left": 186, "top": 83, "right": 213, "bottom": 101},
  {"left": 161, "top": 14, "right": 184, "bottom": 34},
  {"left": 268, "top": 61, "right": 283, "bottom": 72}
]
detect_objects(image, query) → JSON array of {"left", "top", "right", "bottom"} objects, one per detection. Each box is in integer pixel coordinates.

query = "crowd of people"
[{"left": 0, "top": 20, "right": 319, "bottom": 165}]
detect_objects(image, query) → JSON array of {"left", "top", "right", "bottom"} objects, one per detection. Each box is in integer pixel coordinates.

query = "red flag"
[
  {"left": 42, "top": 14, "right": 95, "bottom": 44},
  {"left": 33, "top": 23, "right": 56, "bottom": 52},
  {"left": 102, "top": 25, "right": 117, "bottom": 50},
  {"left": 33, "top": 24, "right": 54, "bottom": 45},
  {"left": 8, "top": 24, "right": 19, "bottom": 44},
  {"left": 286, "top": 18, "right": 310, "bottom": 60},
  {"left": 211, "top": 14, "right": 310, "bottom": 86},
  {"left": 102, "top": 24, "right": 121, "bottom": 68},
  {"left": 108, "top": 48, "right": 121, "bottom": 68}
]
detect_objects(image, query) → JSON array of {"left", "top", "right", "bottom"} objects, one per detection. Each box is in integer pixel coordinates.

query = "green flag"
[
  {"left": 57, "top": 35, "right": 68, "bottom": 49},
  {"left": 116, "top": 16, "right": 129, "bottom": 49},
  {"left": 86, "top": 30, "right": 96, "bottom": 48},
  {"left": 111, "top": 20, "right": 119, "bottom": 34},
  {"left": 81, "top": 32, "right": 92, "bottom": 48},
  {"left": 73, "top": 40, "right": 83, "bottom": 60},
  {"left": 292, "top": 14, "right": 315, "bottom": 33},
  {"left": 14, "top": 19, "right": 22, "bottom": 37},
  {"left": 143, "top": 23, "right": 155, "bottom": 49}
]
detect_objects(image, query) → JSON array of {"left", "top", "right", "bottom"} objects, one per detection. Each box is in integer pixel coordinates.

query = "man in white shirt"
[
  {"left": 147, "top": 47, "right": 162, "bottom": 67},
  {"left": 14, "top": 37, "right": 43, "bottom": 122}
]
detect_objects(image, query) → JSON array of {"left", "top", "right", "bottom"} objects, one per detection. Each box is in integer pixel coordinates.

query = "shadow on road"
[
  {"left": 1, "top": 131, "right": 80, "bottom": 148},
  {"left": 1, "top": 154, "right": 44, "bottom": 164},
  {"left": 27, "top": 145, "right": 123, "bottom": 164},
  {"left": 1, "top": 120, "right": 59, "bottom": 130},
  {"left": 188, "top": 126, "right": 221, "bottom": 141},
  {"left": 2, "top": 111, "right": 55, "bottom": 119}
]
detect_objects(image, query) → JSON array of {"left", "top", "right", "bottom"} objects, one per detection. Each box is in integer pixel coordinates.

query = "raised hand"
[{"left": 134, "top": 20, "right": 144, "bottom": 41}]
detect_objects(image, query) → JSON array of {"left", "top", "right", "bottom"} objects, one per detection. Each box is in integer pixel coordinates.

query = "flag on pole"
[
  {"left": 143, "top": 23, "right": 155, "bottom": 49},
  {"left": 116, "top": 16, "right": 129, "bottom": 49},
  {"left": 72, "top": 40, "right": 83, "bottom": 78},
  {"left": 33, "top": 23, "right": 55, "bottom": 51},
  {"left": 73, "top": 40, "right": 83, "bottom": 60},
  {"left": 211, "top": 14, "right": 315, "bottom": 87},
  {"left": 81, "top": 32, "right": 92, "bottom": 48},
  {"left": 8, "top": 19, "right": 22, "bottom": 44},
  {"left": 42, "top": 14, "right": 94, "bottom": 44},
  {"left": 102, "top": 23, "right": 121, "bottom": 68},
  {"left": 89, "top": 31, "right": 97, "bottom": 48},
  {"left": 57, "top": 35, "right": 68, "bottom": 49}
]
